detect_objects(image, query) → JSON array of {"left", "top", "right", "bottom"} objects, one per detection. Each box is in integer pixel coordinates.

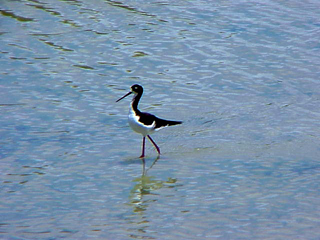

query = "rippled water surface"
[{"left": 1, "top": 0, "right": 320, "bottom": 239}]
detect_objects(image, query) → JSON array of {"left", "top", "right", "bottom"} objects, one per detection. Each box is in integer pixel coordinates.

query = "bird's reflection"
[
  {"left": 128, "top": 156, "right": 161, "bottom": 214},
  {"left": 141, "top": 155, "right": 160, "bottom": 176},
  {"left": 126, "top": 156, "right": 180, "bottom": 238}
]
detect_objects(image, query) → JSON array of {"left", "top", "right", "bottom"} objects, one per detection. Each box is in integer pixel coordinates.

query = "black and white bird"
[{"left": 116, "top": 84, "right": 182, "bottom": 158}]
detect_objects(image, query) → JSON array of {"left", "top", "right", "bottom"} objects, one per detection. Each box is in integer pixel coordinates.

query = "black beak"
[{"left": 116, "top": 91, "right": 132, "bottom": 102}]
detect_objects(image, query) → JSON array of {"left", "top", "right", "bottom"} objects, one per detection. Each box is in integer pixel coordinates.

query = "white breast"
[{"left": 128, "top": 108, "right": 155, "bottom": 136}]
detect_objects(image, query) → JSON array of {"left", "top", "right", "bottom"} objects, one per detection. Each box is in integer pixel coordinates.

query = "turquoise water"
[{"left": 1, "top": 0, "right": 320, "bottom": 239}]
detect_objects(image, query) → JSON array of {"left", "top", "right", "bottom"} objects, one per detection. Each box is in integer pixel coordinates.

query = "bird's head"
[{"left": 116, "top": 84, "right": 143, "bottom": 102}]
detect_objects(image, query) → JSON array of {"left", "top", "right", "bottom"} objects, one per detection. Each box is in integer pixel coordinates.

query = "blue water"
[{"left": 1, "top": 0, "right": 320, "bottom": 239}]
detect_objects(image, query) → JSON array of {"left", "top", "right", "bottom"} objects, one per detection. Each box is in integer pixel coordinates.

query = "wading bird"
[{"left": 116, "top": 84, "right": 182, "bottom": 158}]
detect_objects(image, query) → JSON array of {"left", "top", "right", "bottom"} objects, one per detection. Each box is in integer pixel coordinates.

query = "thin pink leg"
[
  {"left": 147, "top": 135, "right": 161, "bottom": 155},
  {"left": 139, "top": 136, "right": 146, "bottom": 158}
]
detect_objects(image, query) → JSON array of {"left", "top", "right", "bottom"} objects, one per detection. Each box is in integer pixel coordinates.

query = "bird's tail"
[
  {"left": 166, "top": 120, "right": 182, "bottom": 126},
  {"left": 154, "top": 118, "right": 182, "bottom": 129}
]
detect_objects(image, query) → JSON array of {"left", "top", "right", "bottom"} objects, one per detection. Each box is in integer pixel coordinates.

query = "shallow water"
[{"left": 1, "top": 0, "right": 320, "bottom": 239}]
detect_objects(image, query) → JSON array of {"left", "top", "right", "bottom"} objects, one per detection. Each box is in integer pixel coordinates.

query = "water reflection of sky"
[{"left": 1, "top": 0, "right": 320, "bottom": 239}]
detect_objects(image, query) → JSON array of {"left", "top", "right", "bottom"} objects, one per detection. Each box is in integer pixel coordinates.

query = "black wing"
[
  {"left": 139, "top": 112, "right": 182, "bottom": 129},
  {"left": 138, "top": 112, "right": 157, "bottom": 126}
]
